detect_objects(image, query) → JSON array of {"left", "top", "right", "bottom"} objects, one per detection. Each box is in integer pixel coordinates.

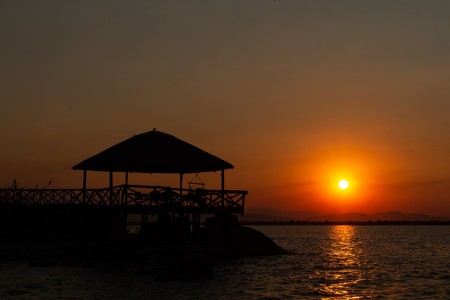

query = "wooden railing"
[{"left": 0, "top": 185, "right": 246, "bottom": 214}]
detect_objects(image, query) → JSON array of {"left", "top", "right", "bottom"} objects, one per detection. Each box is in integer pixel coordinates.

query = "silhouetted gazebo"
[
  {"left": 0, "top": 130, "right": 246, "bottom": 236},
  {"left": 72, "top": 129, "right": 234, "bottom": 203}
]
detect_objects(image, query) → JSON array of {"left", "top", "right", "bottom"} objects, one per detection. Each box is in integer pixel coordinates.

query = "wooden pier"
[
  {"left": 0, "top": 185, "right": 246, "bottom": 215},
  {"left": 0, "top": 130, "right": 248, "bottom": 239}
]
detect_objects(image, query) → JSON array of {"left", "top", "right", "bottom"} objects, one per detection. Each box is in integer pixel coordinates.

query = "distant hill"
[
  {"left": 242, "top": 208, "right": 319, "bottom": 222},
  {"left": 242, "top": 208, "right": 450, "bottom": 222}
]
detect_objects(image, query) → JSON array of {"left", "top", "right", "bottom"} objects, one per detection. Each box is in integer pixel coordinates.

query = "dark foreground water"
[{"left": 1, "top": 225, "right": 449, "bottom": 299}]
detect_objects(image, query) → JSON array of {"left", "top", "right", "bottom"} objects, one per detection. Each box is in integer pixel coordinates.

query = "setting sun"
[{"left": 338, "top": 179, "right": 349, "bottom": 190}]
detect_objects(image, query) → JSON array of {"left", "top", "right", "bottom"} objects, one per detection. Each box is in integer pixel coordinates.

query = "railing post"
[
  {"left": 123, "top": 172, "right": 129, "bottom": 206},
  {"left": 221, "top": 169, "right": 225, "bottom": 208},
  {"left": 180, "top": 173, "right": 183, "bottom": 203},
  {"left": 241, "top": 193, "right": 245, "bottom": 216},
  {"left": 83, "top": 170, "right": 87, "bottom": 204},
  {"left": 109, "top": 171, "right": 114, "bottom": 205}
]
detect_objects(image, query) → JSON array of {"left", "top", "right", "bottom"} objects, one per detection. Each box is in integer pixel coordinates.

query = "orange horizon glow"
[
  {"left": 241, "top": 135, "right": 450, "bottom": 217},
  {"left": 1, "top": 2, "right": 450, "bottom": 218}
]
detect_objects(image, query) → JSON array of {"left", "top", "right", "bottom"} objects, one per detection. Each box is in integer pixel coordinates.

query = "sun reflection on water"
[{"left": 318, "top": 225, "right": 367, "bottom": 299}]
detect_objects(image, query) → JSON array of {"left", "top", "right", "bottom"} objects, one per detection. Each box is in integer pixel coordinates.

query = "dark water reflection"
[
  {"left": 0, "top": 225, "right": 449, "bottom": 299},
  {"left": 257, "top": 225, "right": 450, "bottom": 299}
]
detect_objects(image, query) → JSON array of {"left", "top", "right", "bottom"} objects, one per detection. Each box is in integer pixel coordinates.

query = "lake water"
[{"left": 1, "top": 225, "right": 449, "bottom": 299}]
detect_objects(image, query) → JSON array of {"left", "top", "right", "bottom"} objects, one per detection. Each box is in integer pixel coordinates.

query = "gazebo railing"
[
  {"left": 0, "top": 184, "right": 246, "bottom": 213},
  {"left": 0, "top": 187, "right": 121, "bottom": 205}
]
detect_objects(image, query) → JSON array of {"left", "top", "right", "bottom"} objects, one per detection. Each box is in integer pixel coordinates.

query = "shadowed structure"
[
  {"left": 72, "top": 129, "right": 233, "bottom": 173},
  {"left": 0, "top": 130, "right": 247, "bottom": 241},
  {"left": 0, "top": 131, "right": 284, "bottom": 264},
  {"left": 71, "top": 129, "right": 235, "bottom": 207}
]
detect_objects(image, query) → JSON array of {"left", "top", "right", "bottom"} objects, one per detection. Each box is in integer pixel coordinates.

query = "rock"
[
  {"left": 135, "top": 267, "right": 157, "bottom": 276},
  {"left": 29, "top": 258, "right": 59, "bottom": 267},
  {"left": 199, "top": 215, "right": 288, "bottom": 257},
  {"left": 153, "top": 252, "right": 213, "bottom": 281},
  {"left": 231, "top": 226, "right": 288, "bottom": 256},
  {"left": 59, "top": 257, "right": 80, "bottom": 266}
]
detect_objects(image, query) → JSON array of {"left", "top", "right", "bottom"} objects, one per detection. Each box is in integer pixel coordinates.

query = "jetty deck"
[
  {"left": 0, "top": 185, "right": 246, "bottom": 215},
  {"left": 1, "top": 131, "right": 247, "bottom": 238}
]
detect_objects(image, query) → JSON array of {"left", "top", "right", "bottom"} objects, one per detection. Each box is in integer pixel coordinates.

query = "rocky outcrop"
[
  {"left": 152, "top": 252, "right": 213, "bottom": 281},
  {"left": 198, "top": 214, "right": 288, "bottom": 258},
  {"left": 232, "top": 226, "right": 288, "bottom": 256},
  {"left": 0, "top": 213, "right": 287, "bottom": 282}
]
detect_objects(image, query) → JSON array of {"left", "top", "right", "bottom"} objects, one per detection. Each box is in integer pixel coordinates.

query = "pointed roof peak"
[{"left": 73, "top": 130, "right": 233, "bottom": 173}]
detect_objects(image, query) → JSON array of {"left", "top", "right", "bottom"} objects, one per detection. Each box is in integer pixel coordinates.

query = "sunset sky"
[{"left": 1, "top": 1, "right": 450, "bottom": 217}]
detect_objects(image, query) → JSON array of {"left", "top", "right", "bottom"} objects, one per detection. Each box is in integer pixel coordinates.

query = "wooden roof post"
[
  {"left": 180, "top": 173, "right": 183, "bottom": 199},
  {"left": 123, "top": 171, "right": 129, "bottom": 205},
  {"left": 221, "top": 169, "right": 225, "bottom": 208},
  {"left": 109, "top": 171, "right": 113, "bottom": 205},
  {"left": 83, "top": 170, "right": 87, "bottom": 204}
]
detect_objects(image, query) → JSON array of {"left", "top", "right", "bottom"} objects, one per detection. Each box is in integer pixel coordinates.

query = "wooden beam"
[
  {"left": 109, "top": 171, "right": 113, "bottom": 205},
  {"left": 180, "top": 173, "right": 183, "bottom": 196},
  {"left": 123, "top": 172, "right": 129, "bottom": 205},
  {"left": 221, "top": 169, "right": 225, "bottom": 208},
  {"left": 82, "top": 170, "right": 87, "bottom": 204}
]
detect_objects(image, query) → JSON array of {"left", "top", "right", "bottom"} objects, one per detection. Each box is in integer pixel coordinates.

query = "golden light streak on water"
[{"left": 319, "top": 225, "right": 366, "bottom": 299}]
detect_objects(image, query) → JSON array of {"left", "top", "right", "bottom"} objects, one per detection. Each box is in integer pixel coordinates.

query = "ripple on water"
[{"left": 0, "top": 225, "right": 449, "bottom": 299}]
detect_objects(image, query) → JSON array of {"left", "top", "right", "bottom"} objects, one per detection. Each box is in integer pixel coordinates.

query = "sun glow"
[
  {"left": 294, "top": 151, "right": 374, "bottom": 212},
  {"left": 338, "top": 179, "right": 349, "bottom": 190}
]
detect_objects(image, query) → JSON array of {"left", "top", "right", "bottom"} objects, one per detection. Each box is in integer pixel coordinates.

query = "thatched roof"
[{"left": 72, "top": 130, "right": 234, "bottom": 173}]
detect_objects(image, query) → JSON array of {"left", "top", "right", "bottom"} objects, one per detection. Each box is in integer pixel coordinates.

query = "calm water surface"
[{"left": 1, "top": 225, "right": 449, "bottom": 299}]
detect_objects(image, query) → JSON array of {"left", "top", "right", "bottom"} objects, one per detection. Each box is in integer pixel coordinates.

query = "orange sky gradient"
[{"left": 1, "top": 1, "right": 449, "bottom": 217}]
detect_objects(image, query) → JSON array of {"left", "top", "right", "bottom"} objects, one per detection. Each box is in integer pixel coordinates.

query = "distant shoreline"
[{"left": 241, "top": 220, "right": 450, "bottom": 226}]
